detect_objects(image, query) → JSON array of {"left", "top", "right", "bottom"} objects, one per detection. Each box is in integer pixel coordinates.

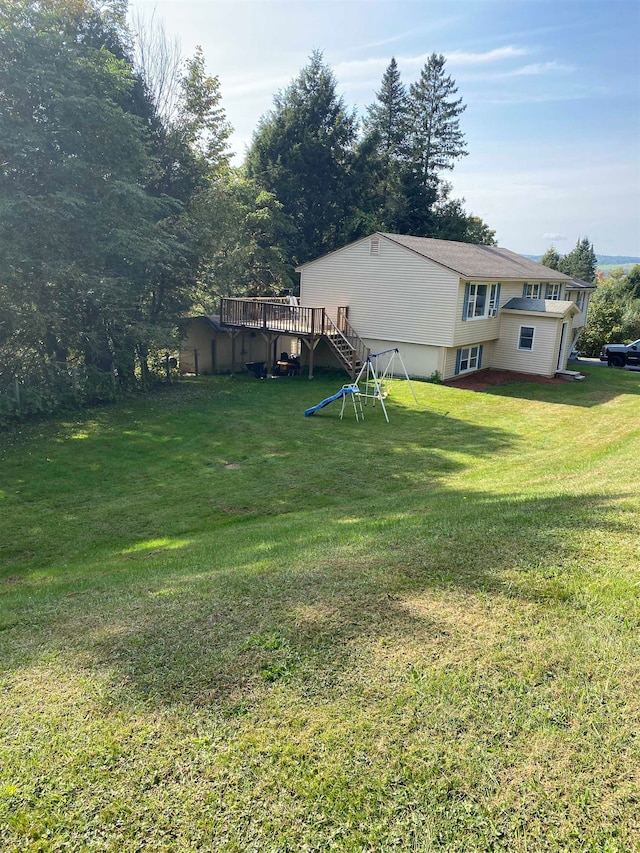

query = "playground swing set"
[{"left": 304, "top": 348, "right": 417, "bottom": 423}]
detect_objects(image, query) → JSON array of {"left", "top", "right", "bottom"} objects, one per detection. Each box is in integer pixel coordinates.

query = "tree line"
[
  {"left": 12, "top": 1, "right": 636, "bottom": 422},
  {"left": 540, "top": 239, "right": 640, "bottom": 356}
]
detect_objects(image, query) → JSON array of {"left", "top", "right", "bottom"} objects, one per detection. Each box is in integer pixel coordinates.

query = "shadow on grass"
[
  {"left": 2, "top": 484, "right": 632, "bottom": 712},
  {"left": 482, "top": 367, "right": 640, "bottom": 407},
  {"left": 1, "top": 377, "right": 636, "bottom": 711},
  {"left": 0, "top": 379, "right": 516, "bottom": 576}
]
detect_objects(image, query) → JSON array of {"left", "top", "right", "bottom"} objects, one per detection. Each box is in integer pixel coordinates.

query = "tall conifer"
[{"left": 408, "top": 54, "right": 467, "bottom": 189}]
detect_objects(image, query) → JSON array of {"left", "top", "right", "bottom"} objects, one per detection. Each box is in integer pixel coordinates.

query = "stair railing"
[{"left": 325, "top": 313, "right": 369, "bottom": 378}]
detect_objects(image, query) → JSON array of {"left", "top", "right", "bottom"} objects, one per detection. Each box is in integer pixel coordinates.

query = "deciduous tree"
[{"left": 0, "top": 0, "right": 188, "bottom": 386}]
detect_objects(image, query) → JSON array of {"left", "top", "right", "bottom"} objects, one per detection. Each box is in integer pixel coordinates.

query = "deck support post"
[
  {"left": 301, "top": 337, "right": 320, "bottom": 379},
  {"left": 259, "top": 331, "right": 276, "bottom": 374},
  {"left": 228, "top": 329, "right": 241, "bottom": 373}
]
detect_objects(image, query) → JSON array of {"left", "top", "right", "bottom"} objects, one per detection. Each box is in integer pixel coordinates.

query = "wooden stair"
[{"left": 323, "top": 310, "right": 369, "bottom": 379}]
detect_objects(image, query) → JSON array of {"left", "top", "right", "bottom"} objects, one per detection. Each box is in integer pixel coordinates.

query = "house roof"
[
  {"left": 501, "top": 298, "right": 579, "bottom": 316},
  {"left": 297, "top": 233, "right": 597, "bottom": 288},
  {"left": 380, "top": 234, "right": 584, "bottom": 283},
  {"left": 184, "top": 314, "right": 226, "bottom": 333}
]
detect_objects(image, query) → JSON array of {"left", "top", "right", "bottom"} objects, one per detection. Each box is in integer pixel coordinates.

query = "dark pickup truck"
[{"left": 600, "top": 339, "right": 640, "bottom": 367}]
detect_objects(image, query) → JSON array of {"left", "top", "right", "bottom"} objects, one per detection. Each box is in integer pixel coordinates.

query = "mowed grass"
[{"left": 1, "top": 368, "right": 639, "bottom": 852}]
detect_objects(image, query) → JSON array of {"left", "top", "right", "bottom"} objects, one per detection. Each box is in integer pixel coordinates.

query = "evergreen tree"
[
  {"left": 540, "top": 246, "right": 561, "bottom": 270},
  {"left": 386, "top": 53, "right": 468, "bottom": 236},
  {"left": 407, "top": 54, "right": 467, "bottom": 191},
  {"left": 245, "top": 51, "right": 358, "bottom": 265},
  {"left": 362, "top": 58, "right": 410, "bottom": 230},
  {"left": 558, "top": 237, "right": 597, "bottom": 283}
]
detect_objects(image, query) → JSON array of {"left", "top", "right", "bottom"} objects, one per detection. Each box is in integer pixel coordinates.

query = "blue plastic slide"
[{"left": 304, "top": 386, "right": 355, "bottom": 417}]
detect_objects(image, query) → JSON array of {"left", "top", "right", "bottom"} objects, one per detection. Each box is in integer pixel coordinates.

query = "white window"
[
  {"left": 518, "top": 326, "right": 535, "bottom": 350},
  {"left": 524, "top": 283, "right": 542, "bottom": 298},
  {"left": 466, "top": 283, "right": 499, "bottom": 319},
  {"left": 458, "top": 345, "right": 481, "bottom": 372},
  {"left": 467, "top": 284, "right": 487, "bottom": 318},
  {"left": 545, "top": 283, "right": 562, "bottom": 300}
]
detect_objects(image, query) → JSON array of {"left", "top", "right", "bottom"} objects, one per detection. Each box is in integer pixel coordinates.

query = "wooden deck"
[
  {"left": 220, "top": 297, "right": 326, "bottom": 338},
  {"left": 219, "top": 297, "right": 369, "bottom": 379}
]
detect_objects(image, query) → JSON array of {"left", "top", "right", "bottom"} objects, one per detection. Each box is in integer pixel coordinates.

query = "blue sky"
[{"left": 129, "top": 0, "right": 640, "bottom": 257}]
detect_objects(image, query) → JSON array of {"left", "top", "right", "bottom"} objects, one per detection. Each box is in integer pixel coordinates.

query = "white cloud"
[
  {"left": 510, "top": 61, "right": 576, "bottom": 76},
  {"left": 543, "top": 233, "right": 568, "bottom": 241},
  {"left": 223, "top": 73, "right": 292, "bottom": 98},
  {"left": 353, "top": 17, "right": 463, "bottom": 52},
  {"left": 445, "top": 46, "right": 530, "bottom": 65},
  {"left": 334, "top": 45, "right": 531, "bottom": 81}
]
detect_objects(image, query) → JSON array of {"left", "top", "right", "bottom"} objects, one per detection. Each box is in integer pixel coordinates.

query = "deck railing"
[
  {"left": 220, "top": 298, "right": 325, "bottom": 336},
  {"left": 219, "top": 298, "right": 370, "bottom": 378}
]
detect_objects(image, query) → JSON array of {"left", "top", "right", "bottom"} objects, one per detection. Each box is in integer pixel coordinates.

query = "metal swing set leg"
[
  {"left": 353, "top": 348, "right": 418, "bottom": 424},
  {"left": 339, "top": 385, "right": 364, "bottom": 422}
]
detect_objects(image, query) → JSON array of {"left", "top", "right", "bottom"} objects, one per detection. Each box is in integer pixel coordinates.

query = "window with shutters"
[
  {"left": 464, "top": 283, "right": 499, "bottom": 319},
  {"left": 545, "top": 283, "right": 562, "bottom": 300},
  {"left": 456, "top": 345, "right": 482, "bottom": 373},
  {"left": 523, "top": 283, "right": 542, "bottom": 298}
]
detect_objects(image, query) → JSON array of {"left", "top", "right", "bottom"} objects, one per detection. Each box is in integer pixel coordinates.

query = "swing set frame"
[{"left": 339, "top": 348, "right": 417, "bottom": 423}]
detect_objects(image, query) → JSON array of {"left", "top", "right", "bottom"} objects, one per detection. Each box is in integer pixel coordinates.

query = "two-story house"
[{"left": 297, "top": 233, "right": 596, "bottom": 381}]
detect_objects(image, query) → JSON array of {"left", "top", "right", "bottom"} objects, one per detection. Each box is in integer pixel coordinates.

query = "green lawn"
[{"left": 1, "top": 369, "right": 639, "bottom": 852}]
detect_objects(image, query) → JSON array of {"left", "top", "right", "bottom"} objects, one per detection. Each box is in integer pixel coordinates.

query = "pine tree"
[
  {"left": 362, "top": 58, "right": 410, "bottom": 229},
  {"left": 408, "top": 54, "right": 467, "bottom": 190},
  {"left": 541, "top": 246, "right": 561, "bottom": 270},
  {"left": 245, "top": 51, "right": 358, "bottom": 265},
  {"left": 559, "top": 237, "right": 597, "bottom": 283}
]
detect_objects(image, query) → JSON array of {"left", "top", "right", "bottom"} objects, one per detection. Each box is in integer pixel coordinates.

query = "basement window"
[{"left": 455, "top": 345, "right": 483, "bottom": 374}]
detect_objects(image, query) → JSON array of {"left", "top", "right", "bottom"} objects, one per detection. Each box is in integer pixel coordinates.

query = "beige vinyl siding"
[
  {"left": 566, "top": 290, "right": 591, "bottom": 329},
  {"left": 499, "top": 282, "right": 532, "bottom": 302},
  {"left": 300, "top": 235, "right": 459, "bottom": 346},
  {"left": 452, "top": 280, "right": 524, "bottom": 347},
  {"left": 180, "top": 320, "right": 228, "bottom": 373},
  {"left": 180, "top": 320, "right": 291, "bottom": 374},
  {"left": 443, "top": 340, "right": 494, "bottom": 381},
  {"left": 360, "top": 338, "right": 444, "bottom": 379},
  {"left": 299, "top": 339, "right": 345, "bottom": 373},
  {"left": 491, "top": 315, "right": 561, "bottom": 376}
]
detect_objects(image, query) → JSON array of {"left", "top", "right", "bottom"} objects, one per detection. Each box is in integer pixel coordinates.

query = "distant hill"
[{"left": 525, "top": 254, "right": 640, "bottom": 267}]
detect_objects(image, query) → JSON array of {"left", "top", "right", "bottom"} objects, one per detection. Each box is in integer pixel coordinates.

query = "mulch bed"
[{"left": 444, "top": 369, "right": 566, "bottom": 392}]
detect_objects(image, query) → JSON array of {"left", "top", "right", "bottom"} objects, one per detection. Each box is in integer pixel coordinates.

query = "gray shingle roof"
[
  {"left": 381, "top": 233, "right": 576, "bottom": 282},
  {"left": 501, "top": 298, "right": 578, "bottom": 315},
  {"left": 183, "top": 314, "right": 225, "bottom": 333}
]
